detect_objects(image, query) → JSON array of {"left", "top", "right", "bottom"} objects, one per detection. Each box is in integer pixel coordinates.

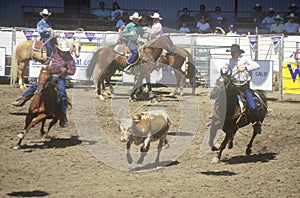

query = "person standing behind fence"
[
  {"left": 179, "top": 22, "right": 190, "bottom": 34},
  {"left": 261, "top": 8, "right": 275, "bottom": 30},
  {"left": 284, "top": 13, "right": 300, "bottom": 35},
  {"left": 249, "top": 4, "right": 265, "bottom": 24},
  {"left": 270, "top": 15, "right": 284, "bottom": 34},
  {"left": 92, "top": 1, "right": 110, "bottom": 19},
  {"left": 196, "top": 15, "right": 212, "bottom": 34},
  {"left": 37, "top": 8, "right": 53, "bottom": 62},
  {"left": 111, "top": 2, "right": 124, "bottom": 21},
  {"left": 147, "top": 12, "right": 163, "bottom": 40}
]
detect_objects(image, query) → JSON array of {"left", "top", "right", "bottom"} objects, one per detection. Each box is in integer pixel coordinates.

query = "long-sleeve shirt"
[
  {"left": 37, "top": 18, "right": 52, "bottom": 38},
  {"left": 227, "top": 55, "right": 260, "bottom": 82},
  {"left": 149, "top": 21, "right": 163, "bottom": 39},
  {"left": 122, "top": 22, "right": 138, "bottom": 41}
]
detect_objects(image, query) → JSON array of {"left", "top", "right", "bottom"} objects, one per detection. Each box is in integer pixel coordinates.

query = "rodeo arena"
[{"left": 0, "top": 0, "right": 300, "bottom": 197}]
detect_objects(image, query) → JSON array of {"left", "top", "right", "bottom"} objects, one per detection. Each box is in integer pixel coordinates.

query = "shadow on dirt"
[
  {"left": 222, "top": 152, "right": 277, "bottom": 164},
  {"left": 130, "top": 160, "right": 180, "bottom": 171},
  {"left": 200, "top": 170, "right": 237, "bottom": 176},
  {"left": 20, "top": 135, "right": 82, "bottom": 150},
  {"left": 7, "top": 190, "right": 49, "bottom": 197}
]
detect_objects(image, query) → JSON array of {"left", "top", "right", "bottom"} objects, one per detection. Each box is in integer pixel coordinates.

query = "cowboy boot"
[{"left": 11, "top": 91, "right": 35, "bottom": 107}]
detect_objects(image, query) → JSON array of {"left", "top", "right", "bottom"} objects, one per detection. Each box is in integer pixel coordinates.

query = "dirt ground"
[{"left": 0, "top": 83, "right": 299, "bottom": 198}]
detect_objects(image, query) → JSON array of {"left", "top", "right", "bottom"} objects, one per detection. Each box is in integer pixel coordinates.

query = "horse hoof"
[
  {"left": 211, "top": 156, "right": 220, "bottom": 164},
  {"left": 99, "top": 95, "right": 105, "bottom": 101},
  {"left": 246, "top": 148, "right": 252, "bottom": 156},
  {"left": 228, "top": 142, "right": 233, "bottom": 149},
  {"left": 169, "top": 92, "right": 175, "bottom": 97},
  {"left": 12, "top": 145, "right": 21, "bottom": 150},
  {"left": 211, "top": 143, "right": 220, "bottom": 151},
  {"left": 17, "top": 133, "right": 25, "bottom": 139}
]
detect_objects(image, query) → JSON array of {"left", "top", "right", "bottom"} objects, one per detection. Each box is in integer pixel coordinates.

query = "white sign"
[
  {"left": 0, "top": 47, "right": 5, "bottom": 76},
  {"left": 210, "top": 58, "right": 273, "bottom": 91}
]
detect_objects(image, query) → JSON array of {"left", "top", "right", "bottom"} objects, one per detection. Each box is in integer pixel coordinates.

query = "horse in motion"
[
  {"left": 86, "top": 35, "right": 174, "bottom": 101},
  {"left": 13, "top": 67, "right": 65, "bottom": 149},
  {"left": 11, "top": 37, "right": 81, "bottom": 89},
  {"left": 157, "top": 45, "right": 195, "bottom": 96},
  {"left": 208, "top": 71, "right": 268, "bottom": 163}
]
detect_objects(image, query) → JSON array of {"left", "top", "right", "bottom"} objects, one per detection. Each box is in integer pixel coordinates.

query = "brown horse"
[
  {"left": 208, "top": 73, "right": 268, "bottom": 163},
  {"left": 13, "top": 67, "right": 64, "bottom": 149},
  {"left": 85, "top": 35, "right": 174, "bottom": 101},
  {"left": 157, "top": 45, "right": 195, "bottom": 96},
  {"left": 11, "top": 37, "right": 81, "bottom": 89}
]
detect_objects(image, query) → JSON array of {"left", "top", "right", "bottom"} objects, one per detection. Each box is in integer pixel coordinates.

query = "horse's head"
[
  {"left": 70, "top": 38, "right": 81, "bottom": 58},
  {"left": 38, "top": 67, "right": 52, "bottom": 89}
]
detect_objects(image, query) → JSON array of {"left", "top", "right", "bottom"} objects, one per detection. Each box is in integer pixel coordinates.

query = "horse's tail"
[
  {"left": 11, "top": 46, "right": 18, "bottom": 85},
  {"left": 86, "top": 49, "right": 100, "bottom": 79},
  {"left": 184, "top": 49, "right": 195, "bottom": 83}
]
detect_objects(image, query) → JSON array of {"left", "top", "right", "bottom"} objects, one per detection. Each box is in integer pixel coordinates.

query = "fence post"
[
  {"left": 10, "top": 27, "right": 16, "bottom": 86},
  {"left": 278, "top": 34, "right": 284, "bottom": 102}
]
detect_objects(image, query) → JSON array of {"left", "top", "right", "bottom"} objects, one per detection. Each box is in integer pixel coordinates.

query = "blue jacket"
[
  {"left": 122, "top": 22, "right": 138, "bottom": 41},
  {"left": 37, "top": 18, "right": 52, "bottom": 37}
]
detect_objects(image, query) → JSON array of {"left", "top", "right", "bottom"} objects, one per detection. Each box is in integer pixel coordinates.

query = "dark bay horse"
[
  {"left": 208, "top": 72, "right": 268, "bottom": 163},
  {"left": 86, "top": 35, "right": 174, "bottom": 101},
  {"left": 11, "top": 37, "right": 81, "bottom": 89},
  {"left": 13, "top": 67, "right": 64, "bottom": 149}
]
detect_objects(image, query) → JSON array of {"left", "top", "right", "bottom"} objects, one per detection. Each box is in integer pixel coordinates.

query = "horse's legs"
[
  {"left": 212, "top": 132, "right": 231, "bottom": 163},
  {"left": 155, "top": 134, "right": 167, "bottom": 163},
  {"left": 145, "top": 75, "right": 153, "bottom": 98},
  {"left": 126, "top": 136, "right": 133, "bottom": 164},
  {"left": 40, "top": 119, "right": 46, "bottom": 137},
  {"left": 95, "top": 78, "right": 105, "bottom": 101},
  {"left": 14, "top": 114, "right": 46, "bottom": 149},
  {"left": 17, "top": 60, "right": 28, "bottom": 89},
  {"left": 173, "top": 70, "right": 185, "bottom": 96},
  {"left": 246, "top": 129, "right": 258, "bottom": 156},
  {"left": 42, "top": 117, "right": 60, "bottom": 140}
]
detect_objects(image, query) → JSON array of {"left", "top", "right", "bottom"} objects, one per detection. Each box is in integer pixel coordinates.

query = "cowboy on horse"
[
  {"left": 221, "top": 44, "right": 262, "bottom": 134},
  {"left": 37, "top": 8, "right": 53, "bottom": 62},
  {"left": 120, "top": 12, "right": 143, "bottom": 72},
  {"left": 12, "top": 38, "right": 76, "bottom": 128}
]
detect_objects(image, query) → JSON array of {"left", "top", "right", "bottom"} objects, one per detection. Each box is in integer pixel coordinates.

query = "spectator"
[
  {"left": 261, "top": 8, "right": 275, "bottom": 30},
  {"left": 147, "top": 12, "right": 163, "bottom": 40},
  {"left": 92, "top": 1, "right": 110, "bottom": 19},
  {"left": 284, "top": 13, "right": 300, "bottom": 35},
  {"left": 111, "top": 2, "right": 124, "bottom": 21},
  {"left": 115, "top": 12, "right": 125, "bottom": 31},
  {"left": 270, "top": 15, "right": 284, "bottom": 34},
  {"left": 211, "top": 6, "right": 224, "bottom": 21},
  {"left": 211, "top": 16, "right": 227, "bottom": 35},
  {"left": 196, "top": 15, "right": 212, "bottom": 34},
  {"left": 179, "top": 22, "right": 190, "bottom": 34},
  {"left": 195, "top": 4, "right": 212, "bottom": 22},
  {"left": 179, "top": 7, "right": 194, "bottom": 29},
  {"left": 226, "top": 24, "right": 238, "bottom": 36},
  {"left": 249, "top": 3, "right": 265, "bottom": 23},
  {"left": 284, "top": 3, "right": 300, "bottom": 23}
]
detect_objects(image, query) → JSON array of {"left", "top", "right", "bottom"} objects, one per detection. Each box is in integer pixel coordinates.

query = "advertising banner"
[
  {"left": 0, "top": 47, "right": 5, "bottom": 76},
  {"left": 282, "top": 62, "right": 300, "bottom": 94},
  {"left": 210, "top": 58, "right": 273, "bottom": 91}
]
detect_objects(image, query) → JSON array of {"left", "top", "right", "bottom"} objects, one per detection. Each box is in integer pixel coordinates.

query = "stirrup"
[{"left": 12, "top": 98, "right": 26, "bottom": 107}]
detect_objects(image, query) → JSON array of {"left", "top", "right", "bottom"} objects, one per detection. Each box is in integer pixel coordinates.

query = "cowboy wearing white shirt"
[{"left": 147, "top": 12, "right": 163, "bottom": 40}]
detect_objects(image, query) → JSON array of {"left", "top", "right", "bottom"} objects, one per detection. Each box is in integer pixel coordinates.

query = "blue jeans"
[
  {"left": 42, "top": 37, "right": 52, "bottom": 59},
  {"left": 238, "top": 82, "right": 256, "bottom": 110},
  {"left": 22, "top": 78, "right": 67, "bottom": 116},
  {"left": 127, "top": 41, "right": 138, "bottom": 64}
]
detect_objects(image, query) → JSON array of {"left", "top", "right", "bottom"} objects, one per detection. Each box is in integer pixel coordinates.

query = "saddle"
[{"left": 32, "top": 40, "right": 47, "bottom": 52}]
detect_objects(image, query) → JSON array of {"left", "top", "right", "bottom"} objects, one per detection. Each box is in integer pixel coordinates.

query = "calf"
[{"left": 119, "top": 110, "right": 170, "bottom": 164}]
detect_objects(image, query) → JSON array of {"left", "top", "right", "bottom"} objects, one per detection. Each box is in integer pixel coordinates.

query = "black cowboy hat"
[
  {"left": 226, "top": 44, "right": 245, "bottom": 53},
  {"left": 253, "top": 3, "right": 263, "bottom": 9},
  {"left": 288, "top": 3, "right": 298, "bottom": 10}
]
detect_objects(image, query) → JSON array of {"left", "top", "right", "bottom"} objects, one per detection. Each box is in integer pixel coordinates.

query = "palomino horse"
[
  {"left": 208, "top": 72, "right": 268, "bottom": 163},
  {"left": 85, "top": 35, "right": 174, "bottom": 101},
  {"left": 13, "top": 67, "right": 64, "bottom": 149},
  {"left": 11, "top": 37, "right": 81, "bottom": 89},
  {"left": 157, "top": 45, "right": 195, "bottom": 96}
]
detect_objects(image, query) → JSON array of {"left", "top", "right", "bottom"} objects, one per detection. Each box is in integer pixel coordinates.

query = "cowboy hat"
[
  {"left": 268, "top": 8, "right": 275, "bottom": 13},
  {"left": 288, "top": 13, "right": 297, "bottom": 18},
  {"left": 288, "top": 3, "right": 298, "bottom": 10},
  {"left": 273, "top": 15, "right": 283, "bottom": 21},
  {"left": 150, "top": 12, "right": 162, "bottom": 20},
  {"left": 226, "top": 44, "right": 245, "bottom": 53},
  {"left": 253, "top": 3, "right": 263, "bottom": 9},
  {"left": 39, "top": 9, "right": 52, "bottom": 16},
  {"left": 56, "top": 40, "right": 71, "bottom": 52},
  {"left": 129, "top": 12, "right": 142, "bottom": 20}
]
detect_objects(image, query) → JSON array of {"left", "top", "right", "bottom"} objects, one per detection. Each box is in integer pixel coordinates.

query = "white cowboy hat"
[
  {"left": 129, "top": 12, "right": 142, "bottom": 20},
  {"left": 150, "top": 12, "right": 162, "bottom": 20},
  {"left": 273, "top": 15, "right": 283, "bottom": 21},
  {"left": 288, "top": 13, "right": 297, "bottom": 18},
  {"left": 56, "top": 40, "right": 71, "bottom": 52},
  {"left": 39, "top": 9, "right": 52, "bottom": 16}
]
